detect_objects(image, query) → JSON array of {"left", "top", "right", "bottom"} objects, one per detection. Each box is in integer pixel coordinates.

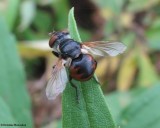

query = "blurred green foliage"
[
  {"left": 106, "top": 83, "right": 160, "bottom": 128},
  {"left": 0, "top": 17, "right": 33, "bottom": 127},
  {"left": 1, "top": 0, "right": 160, "bottom": 128}
]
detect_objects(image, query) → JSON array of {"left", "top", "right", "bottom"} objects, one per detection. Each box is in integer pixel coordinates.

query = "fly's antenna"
[{"left": 48, "top": 29, "right": 55, "bottom": 36}]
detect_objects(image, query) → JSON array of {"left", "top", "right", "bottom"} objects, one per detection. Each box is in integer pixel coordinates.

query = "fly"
[{"left": 46, "top": 30, "right": 127, "bottom": 100}]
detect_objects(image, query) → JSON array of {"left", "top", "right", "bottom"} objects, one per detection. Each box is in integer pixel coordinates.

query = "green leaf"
[
  {"left": 106, "top": 92, "right": 132, "bottom": 123},
  {"left": 127, "top": 0, "right": 159, "bottom": 12},
  {"left": 1, "top": 0, "right": 20, "bottom": 30},
  {"left": 106, "top": 87, "right": 145, "bottom": 123},
  {"left": 68, "top": 8, "right": 81, "bottom": 42},
  {"left": 52, "top": 0, "right": 69, "bottom": 29},
  {"left": 33, "top": 10, "right": 52, "bottom": 32},
  {"left": 146, "top": 18, "right": 160, "bottom": 50},
  {"left": 62, "top": 8, "right": 115, "bottom": 128},
  {"left": 0, "top": 97, "right": 16, "bottom": 124},
  {"left": 0, "top": 17, "right": 33, "bottom": 127},
  {"left": 119, "top": 83, "right": 160, "bottom": 128},
  {"left": 18, "top": 0, "right": 36, "bottom": 31}
]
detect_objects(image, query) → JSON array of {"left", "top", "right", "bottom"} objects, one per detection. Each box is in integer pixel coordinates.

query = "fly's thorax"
[
  {"left": 48, "top": 31, "right": 81, "bottom": 60},
  {"left": 59, "top": 40, "right": 82, "bottom": 59},
  {"left": 52, "top": 40, "right": 61, "bottom": 53}
]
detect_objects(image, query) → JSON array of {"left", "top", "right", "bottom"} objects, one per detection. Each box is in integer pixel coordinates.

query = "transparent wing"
[
  {"left": 82, "top": 41, "right": 127, "bottom": 56},
  {"left": 46, "top": 59, "right": 68, "bottom": 100}
]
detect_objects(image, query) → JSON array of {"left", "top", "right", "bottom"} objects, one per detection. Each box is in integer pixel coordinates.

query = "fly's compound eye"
[{"left": 49, "top": 35, "right": 58, "bottom": 48}]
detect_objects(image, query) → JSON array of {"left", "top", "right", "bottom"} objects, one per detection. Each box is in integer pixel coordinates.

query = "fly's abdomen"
[
  {"left": 69, "top": 54, "right": 97, "bottom": 81},
  {"left": 59, "top": 39, "right": 81, "bottom": 59}
]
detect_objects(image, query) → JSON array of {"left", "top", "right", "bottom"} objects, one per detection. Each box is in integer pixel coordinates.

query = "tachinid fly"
[{"left": 46, "top": 30, "right": 126, "bottom": 100}]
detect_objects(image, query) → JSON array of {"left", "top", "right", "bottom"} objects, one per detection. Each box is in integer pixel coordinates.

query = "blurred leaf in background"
[
  {"left": 0, "top": 97, "right": 16, "bottom": 124},
  {"left": 0, "top": 17, "right": 33, "bottom": 127},
  {"left": 146, "top": 17, "right": 160, "bottom": 50},
  {"left": 0, "top": 0, "right": 20, "bottom": 30},
  {"left": 18, "top": 0, "right": 36, "bottom": 32},
  {"left": 118, "top": 83, "right": 160, "bottom": 128},
  {"left": 137, "top": 48, "right": 159, "bottom": 87},
  {"left": 117, "top": 50, "right": 137, "bottom": 91}
]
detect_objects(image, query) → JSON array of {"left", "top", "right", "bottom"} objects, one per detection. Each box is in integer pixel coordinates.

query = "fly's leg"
[
  {"left": 65, "top": 58, "right": 72, "bottom": 68},
  {"left": 69, "top": 76, "right": 80, "bottom": 103},
  {"left": 52, "top": 51, "right": 60, "bottom": 58}
]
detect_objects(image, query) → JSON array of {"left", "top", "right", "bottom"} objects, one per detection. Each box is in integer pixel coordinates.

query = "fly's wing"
[
  {"left": 46, "top": 59, "right": 68, "bottom": 100},
  {"left": 82, "top": 41, "right": 127, "bottom": 57}
]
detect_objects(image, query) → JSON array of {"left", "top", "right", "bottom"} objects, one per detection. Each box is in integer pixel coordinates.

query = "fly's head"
[{"left": 48, "top": 30, "right": 70, "bottom": 48}]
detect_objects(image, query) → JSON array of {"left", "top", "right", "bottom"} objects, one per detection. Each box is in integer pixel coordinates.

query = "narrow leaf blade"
[
  {"left": 62, "top": 8, "right": 115, "bottom": 128},
  {"left": 68, "top": 7, "right": 81, "bottom": 42}
]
